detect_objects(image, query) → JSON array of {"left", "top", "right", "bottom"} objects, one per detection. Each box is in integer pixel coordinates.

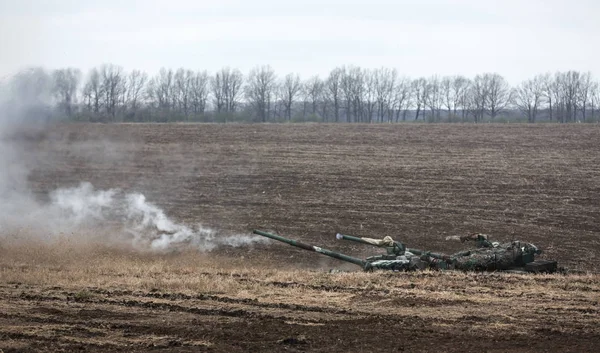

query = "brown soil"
[{"left": 2, "top": 123, "right": 600, "bottom": 352}]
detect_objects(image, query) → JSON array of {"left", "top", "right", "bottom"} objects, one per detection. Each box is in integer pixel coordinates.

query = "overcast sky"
[{"left": 1, "top": 0, "right": 598, "bottom": 84}]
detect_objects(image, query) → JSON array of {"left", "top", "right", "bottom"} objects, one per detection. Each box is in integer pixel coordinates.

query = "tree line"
[{"left": 2, "top": 65, "right": 599, "bottom": 123}]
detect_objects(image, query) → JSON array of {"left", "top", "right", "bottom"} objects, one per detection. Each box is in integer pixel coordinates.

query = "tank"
[
  {"left": 253, "top": 230, "right": 558, "bottom": 273},
  {"left": 253, "top": 230, "right": 419, "bottom": 271},
  {"left": 252, "top": 230, "right": 368, "bottom": 269}
]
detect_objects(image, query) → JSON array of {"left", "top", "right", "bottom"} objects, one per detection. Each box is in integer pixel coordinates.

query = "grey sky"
[{"left": 1, "top": 0, "right": 598, "bottom": 84}]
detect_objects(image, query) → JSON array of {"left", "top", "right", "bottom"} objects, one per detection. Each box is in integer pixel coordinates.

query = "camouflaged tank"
[{"left": 253, "top": 230, "right": 558, "bottom": 273}]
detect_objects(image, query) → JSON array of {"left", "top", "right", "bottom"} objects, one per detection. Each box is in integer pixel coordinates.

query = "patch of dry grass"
[
  {"left": 1, "top": 239, "right": 600, "bottom": 353},
  {"left": 2, "top": 240, "right": 599, "bottom": 312}
]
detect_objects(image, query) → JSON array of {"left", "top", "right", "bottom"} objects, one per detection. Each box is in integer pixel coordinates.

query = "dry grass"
[
  {"left": 1, "top": 239, "right": 599, "bottom": 352},
  {"left": 2, "top": 240, "right": 599, "bottom": 311}
]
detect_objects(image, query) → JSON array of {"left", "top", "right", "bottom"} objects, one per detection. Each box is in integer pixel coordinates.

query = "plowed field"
[{"left": 1, "top": 123, "right": 600, "bottom": 352}]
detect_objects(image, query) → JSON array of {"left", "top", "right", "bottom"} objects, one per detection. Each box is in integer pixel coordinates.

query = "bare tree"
[
  {"left": 304, "top": 75, "right": 324, "bottom": 118},
  {"left": 174, "top": 68, "right": 193, "bottom": 118},
  {"left": 424, "top": 75, "right": 442, "bottom": 122},
  {"left": 272, "top": 83, "right": 285, "bottom": 119},
  {"left": 578, "top": 72, "right": 593, "bottom": 122},
  {"left": 590, "top": 81, "right": 599, "bottom": 122},
  {"left": 144, "top": 77, "right": 157, "bottom": 112},
  {"left": 125, "top": 70, "right": 148, "bottom": 117},
  {"left": 280, "top": 73, "right": 302, "bottom": 121},
  {"left": 226, "top": 69, "right": 243, "bottom": 113},
  {"left": 412, "top": 78, "right": 427, "bottom": 121},
  {"left": 452, "top": 76, "right": 470, "bottom": 121},
  {"left": 326, "top": 68, "right": 343, "bottom": 122},
  {"left": 375, "top": 67, "right": 397, "bottom": 122},
  {"left": 117, "top": 76, "right": 128, "bottom": 117},
  {"left": 190, "top": 71, "right": 209, "bottom": 117},
  {"left": 52, "top": 68, "right": 81, "bottom": 117},
  {"left": 212, "top": 67, "right": 244, "bottom": 114},
  {"left": 441, "top": 76, "right": 453, "bottom": 120},
  {"left": 299, "top": 84, "right": 309, "bottom": 118},
  {"left": 362, "top": 69, "right": 377, "bottom": 122},
  {"left": 155, "top": 68, "right": 175, "bottom": 112},
  {"left": 551, "top": 73, "right": 567, "bottom": 122},
  {"left": 539, "top": 73, "right": 555, "bottom": 121},
  {"left": 340, "top": 66, "right": 364, "bottom": 122},
  {"left": 485, "top": 73, "right": 511, "bottom": 119},
  {"left": 83, "top": 68, "right": 102, "bottom": 114},
  {"left": 512, "top": 75, "right": 544, "bottom": 123},
  {"left": 211, "top": 70, "right": 226, "bottom": 114},
  {"left": 100, "top": 64, "right": 125, "bottom": 119},
  {"left": 559, "top": 71, "right": 581, "bottom": 122},
  {"left": 245, "top": 65, "right": 277, "bottom": 122},
  {"left": 468, "top": 74, "right": 488, "bottom": 123},
  {"left": 393, "top": 77, "right": 412, "bottom": 122}
]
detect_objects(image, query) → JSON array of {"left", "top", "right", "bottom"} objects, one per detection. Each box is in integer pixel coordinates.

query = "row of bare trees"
[
  {"left": 2, "top": 65, "right": 599, "bottom": 123},
  {"left": 513, "top": 72, "right": 598, "bottom": 123}
]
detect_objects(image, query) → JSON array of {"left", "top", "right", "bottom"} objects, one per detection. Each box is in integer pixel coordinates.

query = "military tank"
[{"left": 252, "top": 230, "right": 558, "bottom": 273}]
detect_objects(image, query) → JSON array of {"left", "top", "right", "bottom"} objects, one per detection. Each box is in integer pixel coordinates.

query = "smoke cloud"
[
  {"left": 2, "top": 178, "right": 266, "bottom": 251},
  {"left": 0, "top": 70, "right": 265, "bottom": 252},
  {"left": 46, "top": 182, "right": 265, "bottom": 251}
]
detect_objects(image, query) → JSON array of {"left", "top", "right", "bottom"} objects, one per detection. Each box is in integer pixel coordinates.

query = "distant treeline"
[{"left": 1, "top": 65, "right": 599, "bottom": 123}]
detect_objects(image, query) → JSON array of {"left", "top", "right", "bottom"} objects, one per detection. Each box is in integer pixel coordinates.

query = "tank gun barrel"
[
  {"left": 253, "top": 230, "right": 367, "bottom": 268},
  {"left": 407, "top": 248, "right": 452, "bottom": 261},
  {"left": 336, "top": 233, "right": 406, "bottom": 255},
  {"left": 335, "top": 233, "right": 377, "bottom": 246}
]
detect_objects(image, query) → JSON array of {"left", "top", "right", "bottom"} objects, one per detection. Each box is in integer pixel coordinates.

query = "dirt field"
[{"left": 2, "top": 123, "right": 600, "bottom": 352}]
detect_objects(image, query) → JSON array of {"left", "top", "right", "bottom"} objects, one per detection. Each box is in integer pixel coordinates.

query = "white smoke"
[
  {"left": 50, "top": 183, "right": 117, "bottom": 224},
  {"left": 43, "top": 182, "right": 266, "bottom": 252}
]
